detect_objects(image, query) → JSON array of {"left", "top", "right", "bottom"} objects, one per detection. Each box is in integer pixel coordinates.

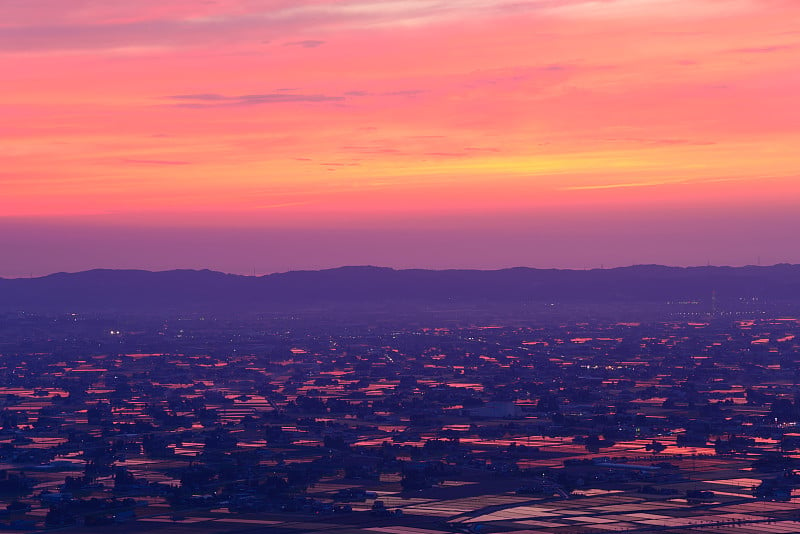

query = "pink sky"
[{"left": 2, "top": 0, "right": 799, "bottom": 276}]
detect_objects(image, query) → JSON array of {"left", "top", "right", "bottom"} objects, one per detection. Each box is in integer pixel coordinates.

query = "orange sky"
[{"left": 2, "top": 0, "right": 799, "bottom": 275}]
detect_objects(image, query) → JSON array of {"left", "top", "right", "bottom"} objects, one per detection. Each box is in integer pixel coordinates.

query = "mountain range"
[{"left": 1, "top": 265, "right": 799, "bottom": 314}]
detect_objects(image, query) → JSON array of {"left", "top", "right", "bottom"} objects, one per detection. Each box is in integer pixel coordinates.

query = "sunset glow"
[{"left": 2, "top": 0, "right": 799, "bottom": 275}]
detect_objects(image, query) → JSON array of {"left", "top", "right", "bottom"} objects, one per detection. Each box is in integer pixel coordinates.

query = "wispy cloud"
[
  {"left": 729, "top": 44, "right": 796, "bottom": 54},
  {"left": 255, "top": 201, "right": 310, "bottom": 210},
  {"left": 163, "top": 88, "right": 424, "bottom": 109},
  {"left": 4, "top": 0, "right": 739, "bottom": 53},
  {"left": 284, "top": 39, "right": 326, "bottom": 48},
  {"left": 561, "top": 172, "right": 783, "bottom": 191},
  {"left": 121, "top": 159, "right": 191, "bottom": 165},
  {"left": 166, "top": 92, "right": 344, "bottom": 107},
  {"left": 603, "top": 138, "right": 716, "bottom": 147},
  {"left": 562, "top": 180, "right": 683, "bottom": 191},
  {"left": 343, "top": 89, "right": 425, "bottom": 97}
]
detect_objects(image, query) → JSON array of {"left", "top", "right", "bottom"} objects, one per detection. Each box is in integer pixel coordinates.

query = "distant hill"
[{"left": 1, "top": 265, "right": 800, "bottom": 314}]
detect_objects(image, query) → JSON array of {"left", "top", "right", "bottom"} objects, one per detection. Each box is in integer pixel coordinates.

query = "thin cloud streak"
[
  {"left": 0, "top": 0, "right": 755, "bottom": 53},
  {"left": 561, "top": 181, "right": 678, "bottom": 191},
  {"left": 166, "top": 92, "right": 345, "bottom": 107}
]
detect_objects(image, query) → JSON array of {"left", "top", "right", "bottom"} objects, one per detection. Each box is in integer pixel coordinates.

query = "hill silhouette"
[{"left": 1, "top": 265, "right": 799, "bottom": 313}]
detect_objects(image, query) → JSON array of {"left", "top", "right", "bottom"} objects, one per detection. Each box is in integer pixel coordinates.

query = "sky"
[{"left": 2, "top": 0, "right": 799, "bottom": 277}]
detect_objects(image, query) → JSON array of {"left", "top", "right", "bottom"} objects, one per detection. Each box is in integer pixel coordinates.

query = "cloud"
[
  {"left": 603, "top": 138, "right": 716, "bottom": 147},
  {"left": 283, "top": 39, "right": 326, "bottom": 48},
  {"left": 562, "top": 180, "right": 683, "bottom": 190},
  {"left": 546, "top": 0, "right": 756, "bottom": 19},
  {"left": 168, "top": 93, "right": 226, "bottom": 101},
  {"left": 342, "top": 145, "right": 406, "bottom": 155},
  {"left": 121, "top": 159, "right": 191, "bottom": 165},
  {"left": 0, "top": 2, "right": 450, "bottom": 52},
  {"left": 0, "top": 0, "right": 665, "bottom": 53},
  {"left": 561, "top": 173, "right": 767, "bottom": 191},
  {"left": 382, "top": 89, "right": 425, "bottom": 97},
  {"left": 730, "top": 44, "right": 796, "bottom": 54},
  {"left": 342, "top": 89, "right": 425, "bottom": 97},
  {"left": 255, "top": 201, "right": 310, "bottom": 209},
  {"left": 425, "top": 152, "right": 471, "bottom": 157},
  {"left": 166, "top": 92, "right": 344, "bottom": 107}
]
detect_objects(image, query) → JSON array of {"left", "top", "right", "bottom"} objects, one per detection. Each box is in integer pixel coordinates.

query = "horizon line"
[{"left": 2, "top": 262, "right": 797, "bottom": 280}]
